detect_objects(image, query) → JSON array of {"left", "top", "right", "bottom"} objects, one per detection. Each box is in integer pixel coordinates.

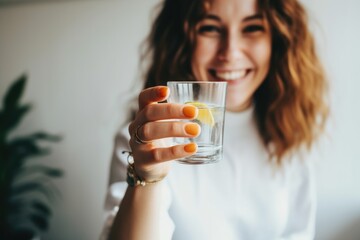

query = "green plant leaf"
[
  {"left": 3, "top": 141, "right": 51, "bottom": 184},
  {"left": 27, "top": 132, "right": 62, "bottom": 142},
  {"left": 0, "top": 104, "right": 32, "bottom": 140},
  {"left": 17, "top": 165, "right": 63, "bottom": 180},
  {"left": 8, "top": 198, "right": 52, "bottom": 216},
  {"left": 9, "top": 228, "right": 35, "bottom": 240},
  {"left": 3, "top": 74, "right": 27, "bottom": 109},
  {"left": 3, "top": 133, "right": 61, "bottom": 174},
  {"left": 7, "top": 198, "right": 26, "bottom": 214},
  {"left": 32, "top": 200, "right": 52, "bottom": 217},
  {"left": 29, "top": 213, "right": 48, "bottom": 231},
  {"left": 0, "top": 74, "right": 63, "bottom": 238},
  {"left": 11, "top": 182, "right": 55, "bottom": 201},
  {"left": 3, "top": 135, "right": 60, "bottom": 180},
  {"left": 8, "top": 138, "right": 50, "bottom": 159}
]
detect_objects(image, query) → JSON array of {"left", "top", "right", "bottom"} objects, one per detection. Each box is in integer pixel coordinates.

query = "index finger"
[{"left": 138, "top": 86, "right": 169, "bottom": 110}]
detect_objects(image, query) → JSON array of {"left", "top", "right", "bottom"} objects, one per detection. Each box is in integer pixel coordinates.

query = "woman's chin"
[{"left": 225, "top": 96, "right": 252, "bottom": 112}]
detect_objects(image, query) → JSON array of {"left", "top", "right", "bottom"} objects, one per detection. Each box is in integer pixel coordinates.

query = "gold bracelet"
[
  {"left": 126, "top": 163, "right": 164, "bottom": 187},
  {"left": 122, "top": 151, "right": 165, "bottom": 187}
]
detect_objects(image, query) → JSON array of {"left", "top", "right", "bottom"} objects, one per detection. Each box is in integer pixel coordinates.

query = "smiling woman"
[
  {"left": 191, "top": 1, "right": 272, "bottom": 112},
  {"left": 101, "top": 0, "right": 328, "bottom": 239}
]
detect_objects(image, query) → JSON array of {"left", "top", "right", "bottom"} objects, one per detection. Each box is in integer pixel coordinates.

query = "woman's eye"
[
  {"left": 243, "top": 25, "right": 265, "bottom": 33},
  {"left": 197, "top": 25, "right": 222, "bottom": 36}
]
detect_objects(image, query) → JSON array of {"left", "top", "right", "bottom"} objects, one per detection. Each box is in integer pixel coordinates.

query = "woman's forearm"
[{"left": 108, "top": 182, "right": 164, "bottom": 240}]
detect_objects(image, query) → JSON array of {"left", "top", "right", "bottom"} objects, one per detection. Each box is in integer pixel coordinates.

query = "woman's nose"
[{"left": 217, "top": 31, "right": 244, "bottom": 62}]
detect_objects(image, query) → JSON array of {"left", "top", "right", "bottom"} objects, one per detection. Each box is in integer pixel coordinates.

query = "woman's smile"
[
  {"left": 208, "top": 68, "right": 252, "bottom": 84},
  {"left": 191, "top": 0, "right": 272, "bottom": 112}
]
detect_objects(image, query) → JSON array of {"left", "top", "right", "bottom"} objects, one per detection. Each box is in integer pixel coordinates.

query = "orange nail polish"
[
  {"left": 183, "top": 106, "right": 196, "bottom": 118},
  {"left": 184, "top": 143, "right": 197, "bottom": 153},
  {"left": 158, "top": 87, "right": 168, "bottom": 98},
  {"left": 185, "top": 123, "right": 199, "bottom": 136}
]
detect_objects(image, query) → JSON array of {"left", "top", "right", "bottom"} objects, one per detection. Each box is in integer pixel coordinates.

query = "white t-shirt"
[{"left": 101, "top": 107, "right": 316, "bottom": 240}]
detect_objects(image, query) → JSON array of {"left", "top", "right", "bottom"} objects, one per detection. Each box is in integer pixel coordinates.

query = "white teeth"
[{"left": 216, "top": 70, "right": 247, "bottom": 80}]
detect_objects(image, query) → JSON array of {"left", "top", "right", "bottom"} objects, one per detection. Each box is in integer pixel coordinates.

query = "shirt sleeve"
[
  {"left": 99, "top": 125, "right": 175, "bottom": 240},
  {"left": 281, "top": 159, "right": 317, "bottom": 240}
]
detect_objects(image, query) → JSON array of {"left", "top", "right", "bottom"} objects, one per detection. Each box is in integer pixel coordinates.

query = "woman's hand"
[{"left": 128, "top": 86, "right": 200, "bottom": 182}]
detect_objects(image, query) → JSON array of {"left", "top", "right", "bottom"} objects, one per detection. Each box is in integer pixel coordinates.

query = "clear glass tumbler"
[{"left": 167, "top": 81, "right": 227, "bottom": 164}]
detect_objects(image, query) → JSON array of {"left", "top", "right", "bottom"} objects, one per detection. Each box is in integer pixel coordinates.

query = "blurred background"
[{"left": 0, "top": 0, "right": 359, "bottom": 239}]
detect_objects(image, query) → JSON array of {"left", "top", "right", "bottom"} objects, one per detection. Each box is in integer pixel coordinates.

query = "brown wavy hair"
[{"left": 140, "top": 0, "right": 328, "bottom": 164}]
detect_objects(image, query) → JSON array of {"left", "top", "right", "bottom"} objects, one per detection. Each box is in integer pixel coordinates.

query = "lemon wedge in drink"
[{"left": 185, "top": 101, "right": 215, "bottom": 127}]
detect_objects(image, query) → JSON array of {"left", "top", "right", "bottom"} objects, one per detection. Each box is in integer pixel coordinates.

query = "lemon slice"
[{"left": 185, "top": 101, "right": 215, "bottom": 127}]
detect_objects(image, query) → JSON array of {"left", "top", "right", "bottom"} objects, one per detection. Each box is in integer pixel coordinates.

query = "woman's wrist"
[{"left": 126, "top": 162, "right": 166, "bottom": 187}]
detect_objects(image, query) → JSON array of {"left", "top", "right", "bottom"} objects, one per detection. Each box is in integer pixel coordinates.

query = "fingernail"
[
  {"left": 184, "top": 143, "right": 197, "bottom": 153},
  {"left": 183, "top": 105, "right": 197, "bottom": 118},
  {"left": 158, "top": 87, "right": 168, "bottom": 98},
  {"left": 185, "top": 123, "right": 200, "bottom": 136}
]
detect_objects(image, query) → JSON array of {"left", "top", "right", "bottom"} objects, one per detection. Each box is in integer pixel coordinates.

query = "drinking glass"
[{"left": 167, "top": 81, "right": 227, "bottom": 164}]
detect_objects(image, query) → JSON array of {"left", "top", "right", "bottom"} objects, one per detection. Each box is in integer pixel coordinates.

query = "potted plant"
[{"left": 0, "top": 75, "right": 63, "bottom": 240}]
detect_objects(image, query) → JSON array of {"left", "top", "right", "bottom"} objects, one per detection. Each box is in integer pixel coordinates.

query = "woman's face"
[{"left": 191, "top": 0, "right": 272, "bottom": 112}]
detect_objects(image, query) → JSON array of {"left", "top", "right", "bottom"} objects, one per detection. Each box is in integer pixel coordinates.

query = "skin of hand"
[{"left": 128, "top": 86, "right": 201, "bottom": 182}]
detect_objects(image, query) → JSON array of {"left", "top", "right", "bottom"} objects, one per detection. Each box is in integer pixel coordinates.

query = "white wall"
[
  {"left": 0, "top": 1, "right": 158, "bottom": 239},
  {"left": 0, "top": 0, "right": 359, "bottom": 239},
  {"left": 300, "top": 0, "right": 360, "bottom": 239}
]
